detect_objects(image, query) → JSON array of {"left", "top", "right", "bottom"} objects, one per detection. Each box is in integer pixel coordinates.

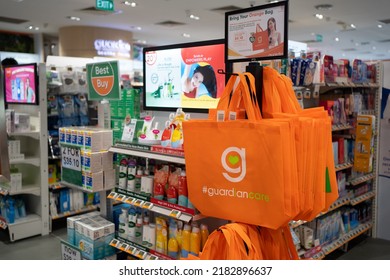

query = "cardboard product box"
[
  {"left": 14, "top": 113, "right": 30, "bottom": 132},
  {"left": 66, "top": 212, "right": 101, "bottom": 246},
  {"left": 8, "top": 140, "right": 21, "bottom": 156},
  {"left": 354, "top": 115, "right": 375, "bottom": 172},
  {"left": 59, "top": 127, "right": 66, "bottom": 144},
  {"left": 81, "top": 150, "right": 103, "bottom": 173},
  {"left": 48, "top": 164, "right": 58, "bottom": 184},
  {"left": 103, "top": 169, "right": 116, "bottom": 190},
  {"left": 10, "top": 173, "right": 22, "bottom": 191},
  {"left": 80, "top": 221, "right": 106, "bottom": 260},
  {"left": 83, "top": 171, "right": 104, "bottom": 192},
  {"left": 102, "top": 151, "right": 114, "bottom": 170},
  {"left": 91, "top": 216, "right": 116, "bottom": 257}
]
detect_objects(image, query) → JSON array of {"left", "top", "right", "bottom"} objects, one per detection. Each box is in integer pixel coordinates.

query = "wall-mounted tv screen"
[
  {"left": 143, "top": 39, "right": 225, "bottom": 112},
  {"left": 3, "top": 63, "right": 38, "bottom": 105}
]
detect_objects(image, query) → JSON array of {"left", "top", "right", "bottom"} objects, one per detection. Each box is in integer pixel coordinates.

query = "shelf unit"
[
  {"left": 0, "top": 63, "right": 50, "bottom": 242},
  {"left": 292, "top": 63, "right": 381, "bottom": 258}
]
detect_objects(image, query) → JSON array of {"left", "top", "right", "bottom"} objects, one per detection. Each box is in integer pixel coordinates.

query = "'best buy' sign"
[{"left": 87, "top": 61, "right": 120, "bottom": 100}]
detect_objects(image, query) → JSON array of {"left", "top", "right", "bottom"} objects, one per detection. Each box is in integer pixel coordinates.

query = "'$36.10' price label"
[{"left": 62, "top": 147, "right": 81, "bottom": 171}]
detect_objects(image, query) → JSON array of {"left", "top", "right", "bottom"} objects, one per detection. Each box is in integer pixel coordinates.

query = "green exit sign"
[{"left": 96, "top": 0, "right": 114, "bottom": 11}]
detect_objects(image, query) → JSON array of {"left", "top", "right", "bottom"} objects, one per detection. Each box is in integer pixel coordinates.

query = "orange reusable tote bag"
[{"left": 183, "top": 73, "right": 295, "bottom": 229}]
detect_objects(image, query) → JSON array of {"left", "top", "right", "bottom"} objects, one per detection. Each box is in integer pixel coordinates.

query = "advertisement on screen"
[
  {"left": 226, "top": 1, "right": 288, "bottom": 62},
  {"left": 143, "top": 40, "right": 225, "bottom": 112},
  {"left": 4, "top": 63, "right": 37, "bottom": 105}
]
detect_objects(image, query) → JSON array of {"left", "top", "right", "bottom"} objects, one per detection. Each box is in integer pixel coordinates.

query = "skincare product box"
[
  {"left": 354, "top": 115, "right": 375, "bottom": 172},
  {"left": 14, "top": 113, "right": 30, "bottom": 132},
  {"left": 67, "top": 211, "right": 100, "bottom": 246},
  {"left": 103, "top": 169, "right": 116, "bottom": 190},
  {"left": 83, "top": 171, "right": 104, "bottom": 192},
  {"left": 81, "top": 150, "right": 102, "bottom": 173}
]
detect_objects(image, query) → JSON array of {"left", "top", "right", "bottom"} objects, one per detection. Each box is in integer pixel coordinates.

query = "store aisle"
[
  {"left": 1, "top": 224, "right": 389, "bottom": 260},
  {"left": 0, "top": 221, "right": 67, "bottom": 260}
]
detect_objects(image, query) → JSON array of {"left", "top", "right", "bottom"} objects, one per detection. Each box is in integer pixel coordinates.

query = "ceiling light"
[
  {"left": 372, "top": 46, "right": 377, "bottom": 50},
  {"left": 350, "top": 24, "right": 356, "bottom": 29},
  {"left": 335, "top": 37, "right": 339, "bottom": 42},
  {"left": 315, "top": 4, "right": 333, "bottom": 11},
  {"left": 268, "top": 0, "right": 279, "bottom": 3},
  {"left": 378, "top": 24, "right": 383, "bottom": 28},
  {"left": 189, "top": 14, "right": 200, "bottom": 20},
  {"left": 130, "top": 26, "right": 142, "bottom": 30},
  {"left": 67, "top": 16, "right": 81, "bottom": 21},
  {"left": 123, "top": 1, "right": 137, "bottom": 7},
  {"left": 315, "top": 14, "right": 324, "bottom": 20},
  {"left": 182, "top": 33, "right": 191, "bottom": 38}
]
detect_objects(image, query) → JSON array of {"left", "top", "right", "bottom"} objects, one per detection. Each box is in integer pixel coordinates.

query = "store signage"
[
  {"left": 94, "top": 39, "right": 131, "bottom": 58},
  {"left": 96, "top": 0, "right": 114, "bottom": 12},
  {"left": 62, "top": 147, "right": 81, "bottom": 172},
  {"left": 86, "top": 61, "right": 120, "bottom": 100},
  {"left": 61, "top": 241, "right": 82, "bottom": 260}
]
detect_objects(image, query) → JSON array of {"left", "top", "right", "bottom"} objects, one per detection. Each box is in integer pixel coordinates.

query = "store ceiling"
[{"left": 1, "top": 0, "right": 390, "bottom": 61}]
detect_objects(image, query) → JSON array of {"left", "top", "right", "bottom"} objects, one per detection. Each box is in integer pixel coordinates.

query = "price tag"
[
  {"left": 120, "top": 243, "right": 130, "bottom": 251},
  {"left": 62, "top": 147, "right": 81, "bottom": 171},
  {"left": 107, "top": 191, "right": 118, "bottom": 199},
  {"left": 137, "top": 250, "right": 147, "bottom": 259},
  {"left": 61, "top": 241, "right": 82, "bottom": 260},
  {"left": 142, "top": 202, "right": 154, "bottom": 209},
  {"left": 148, "top": 255, "right": 159, "bottom": 260},
  {"left": 116, "top": 194, "right": 126, "bottom": 202},
  {"left": 125, "top": 197, "right": 135, "bottom": 204},
  {"left": 169, "top": 209, "right": 182, "bottom": 218},
  {"left": 109, "top": 239, "right": 121, "bottom": 248},
  {"left": 134, "top": 199, "right": 144, "bottom": 207},
  {"left": 126, "top": 246, "right": 137, "bottom": 255}
]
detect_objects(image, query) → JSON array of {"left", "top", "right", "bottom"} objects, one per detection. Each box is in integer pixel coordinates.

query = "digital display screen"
[
  {"left": 4, "top": 63, "right": 38, "bottom": 105},
  {"left": 143, "top": 39, "right": 225, "bottom": 112}
]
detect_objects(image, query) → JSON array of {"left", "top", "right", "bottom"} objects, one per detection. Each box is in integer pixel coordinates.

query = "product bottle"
[
  {"left": 118, "top": 208, "right": 128, "bottom": 239},
  {"left": 135, "top": 168, "right": 143, "bottom": 193},
  {"left": 155, "top": 224, "right": 166, "bottom": 254},
  {"left": 181, "top": 224, "right": 191, "bottom": 258},
  {"left": 127, "top": 207, "right": 137, "bottom": 240},
  {"left": 118, "top": 158, "right": 128, "bottom": 189},
  {"left": 168, "top": 237, "right": 179, "bottom": 259},
  {"left": 189, "top": 226, "right": 201, "bottom": 257},
  {"left": 178, "top": 170, "right": 188, "bottom": 207},
  {"left": 200, "top": 224, "right": 209, "bottom": 251},
  {"left": 6, "top": 198, "right": 15, "bottom": 224},
  {"left": 148, "top": 223, "right": 156, "bottom": 250},
  {"left": 135, "top": 216, "right": 143, "bottom": 242},
  {"left": 176, "top": 221, "right": 183, "bottom": 252},
  {"left": 127, "top": 159, "right": 137, "bottom": 191}
]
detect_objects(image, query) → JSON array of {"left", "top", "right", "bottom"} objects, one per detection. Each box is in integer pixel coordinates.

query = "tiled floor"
[{"left": 1, "top": 220, "right": 390, "bottom": 260}]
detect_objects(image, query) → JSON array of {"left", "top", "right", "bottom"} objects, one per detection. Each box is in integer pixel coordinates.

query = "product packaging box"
[
  {"left": 102, "top": 151, "right": 114, "bottom": 170},
  {"left": 14, "top": 113, "right": 30, "bottom": 132},
  {"left": 91, "top": 216, "right": 116, "bottom": 257},
  {"left": 8, "top": 140, "right": 21, "bottom": 156},
  {"left": 68, "top": 212, "right": 100, "bottom": 246},
  {"left": 10, "top": 173, "right": 22, "bottom": 191},
  {"left": 74, "top": 218, "right": 105, "bottom": 260},
  {"left": 354, "top": 115, "right": 375, "bottom": 172},
  {"left": 83, "top": 171, "right": 104, "bottom": 192},
  {"left": 48, "top": 164, "right": 58, "bottom": 184},
  {"left": 103, "top": 169, "right": 116, "bottom": 190},
  {"left": 81, "top": 150, "right": 103, "bottom": 173}
]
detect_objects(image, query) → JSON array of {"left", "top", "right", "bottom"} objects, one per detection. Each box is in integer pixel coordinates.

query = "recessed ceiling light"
[
  {"left": 123, "top": 1, "right": 137, "bottom": 7},
  {"left": 67, "top": 16, "right": 81, "bottom": 21},
  {"left": 315, "top": 14, "right": 324, "bottom": 20},
  {"left": 335, "top": 37, "right": 340, "bottom": 42},
  {"left": 378, "top": 24, "right": 383, "bottom": 28},
  {"left": 182, "top": 33, "right": 191, "bottom": 38},
  {"left": 350, "top": 24, "right": 356, "bottom": 29},
  {"left": 315, "top": 4, "right": 333, "bottom": 11},
  {"left": 189, "top": 14, "right": 200, "bottom": 20},
  {"left": 130, "top": 26, "right": 142, "bottom": 30},
  {"left": 372, "top": 46, "right": 377, "bottom": 50}
]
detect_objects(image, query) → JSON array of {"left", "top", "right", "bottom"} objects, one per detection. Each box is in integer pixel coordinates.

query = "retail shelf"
[
  {"left": 9, "top": 130, "right": 40, "bottom": 140},
  {"left": 110, "top": 236, "right": 174, "bottom": 260},
  {"left": 321, "top": 222, "right": 373, "bottom": 258},
  {"left": 335, "top": 162, "right": 354, "bottom": 172},
  {"left": 350, "top": 191, "right": 376, "bottom": 206},
  {"left": 110, "top": 142, "right": 185, "bottom": 165},
  {"left": 7, "top": 213, "right": 40, "bottom": 227},
  {"left": 51, "top": 205, "right": 99, "bottom": 220},
  {"left": 290, "top": 196, "right": 351, "bottom": 229},
  {"left": 60, "top": 181, "right": 94, "bottom": 193},
  {"left": 332, "top": 124, "right": 353, "bottom": 132},
  {"left": 49, "top": 182, "right": 64, "bottom": 190},
  {"left": 108, "top": 188, "right": 201, "bottom": 223},
  {"left": 347, "top": 173, "right": 375, "bottom": 186},
  {"left": 10, "top": 156, "right": 40, "bottom": 167},
  {"left": 1, "top": 183, "right": 41, "bottom": 196}
]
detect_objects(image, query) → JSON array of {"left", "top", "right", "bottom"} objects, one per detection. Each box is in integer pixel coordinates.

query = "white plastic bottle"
[{"left": 118, "top": 208, "right": 128, "bottom": 239}]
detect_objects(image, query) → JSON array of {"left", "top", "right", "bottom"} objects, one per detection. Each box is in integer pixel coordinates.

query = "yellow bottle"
[
  {"left": 168, "top": 237, "right": 179, "bottom": 259},
  {"left": 189, "top": 226, "right": 201, "bottom": 257},
  {"left": 200, "top": 224, "right": 209, "bottom": 251},
  {"left": 181, "top": 224, "right": 191, "bottom": 258}
]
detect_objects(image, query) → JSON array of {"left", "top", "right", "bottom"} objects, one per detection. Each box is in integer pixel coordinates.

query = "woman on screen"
[
  {"left": 182, "top": 64, "right": 217, "bottom": 98},
  {"left": 267, "top": 17, "right": 281, "bottom": 48},
  {"left": 25, "top": 77, "right": 35, "bottom": 103}
]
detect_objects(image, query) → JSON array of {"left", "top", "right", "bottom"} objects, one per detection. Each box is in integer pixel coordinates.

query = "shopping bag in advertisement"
[
  {"left": 252, "top": 28, "right": 269, "bottom": 51},
  {"left": 183, "top": 73, "right": 297, "bottom": 229}
]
